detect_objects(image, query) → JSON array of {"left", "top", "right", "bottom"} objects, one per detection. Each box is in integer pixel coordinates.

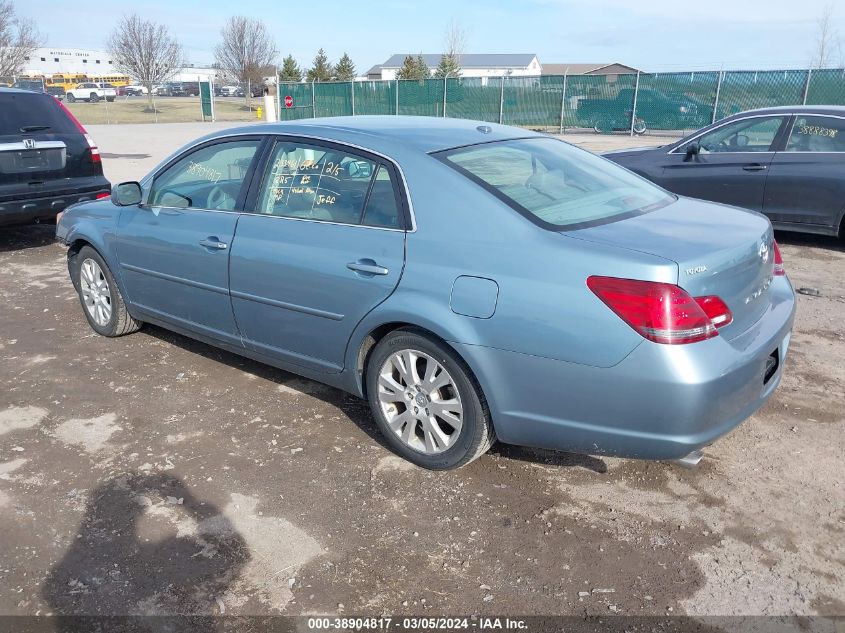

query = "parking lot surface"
[{"left": 0, "top": 125, "right": 843, "bottom": 619}]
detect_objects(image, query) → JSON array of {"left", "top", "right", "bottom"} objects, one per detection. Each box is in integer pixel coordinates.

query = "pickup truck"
[
  {"left": 577, "top": 88, "right": 709, "bottom": 134},
  {"left": 65, "top": 82, "right": 117, "bottom": 103}
]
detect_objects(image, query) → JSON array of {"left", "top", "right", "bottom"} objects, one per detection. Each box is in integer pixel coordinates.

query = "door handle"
[
  {"left": 743, "top": 164, "right": 767, "bottom": 171},
  {"left": 347, "top": 259, "right": 389, "bottom": 276},
  {"left": 199, "top": 237, "right": 228, "bottom": 250}
]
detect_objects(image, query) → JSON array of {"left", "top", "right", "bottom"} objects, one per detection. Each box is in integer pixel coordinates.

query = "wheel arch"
[
  {"left": 348, "top": 311, "right": 489, "bottom": 405},
  {"left": 352, "top": 318, "right": 498, "bottom": 433},
  {"left": 64, "top": 230, "right": 129, "bottom": 303}
]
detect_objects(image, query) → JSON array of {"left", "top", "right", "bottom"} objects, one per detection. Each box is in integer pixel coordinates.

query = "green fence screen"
[{"left": 279, "top": 67, "right": 845, "bottom": 134}]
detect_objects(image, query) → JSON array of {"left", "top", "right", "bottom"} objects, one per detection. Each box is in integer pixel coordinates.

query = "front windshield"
[{"left": 439, "top": 137, "right": 673, "bottom": 229}]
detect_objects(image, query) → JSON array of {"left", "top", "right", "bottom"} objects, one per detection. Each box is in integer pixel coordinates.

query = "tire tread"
[
  {"left": 76, "top": 246, "right": 141, "bottom": 337},
  {"left": 366, "top": 328, "right": 495, "bottom": 470}
]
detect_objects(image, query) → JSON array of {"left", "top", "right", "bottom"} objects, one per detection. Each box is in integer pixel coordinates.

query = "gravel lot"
[{"left": 0, "top": 124, "right": 842, "bottom": 623}]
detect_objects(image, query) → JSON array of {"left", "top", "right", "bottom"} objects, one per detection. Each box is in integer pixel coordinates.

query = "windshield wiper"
[{"left": 20, "top": 125, "right": 51, "bottom": 132}]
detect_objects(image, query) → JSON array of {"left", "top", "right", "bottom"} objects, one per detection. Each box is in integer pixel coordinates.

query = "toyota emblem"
[{"left": 758, "top": 241, "right": 770, "bottom": 263}]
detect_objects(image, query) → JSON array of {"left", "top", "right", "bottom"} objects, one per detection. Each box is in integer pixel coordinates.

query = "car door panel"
[
  {"left": 763, "top": 154, "right": 845, "bottom": 226},
  {"left": 229, "top": 217, "right": 405, "bottom": 373},
  {"left": 657, "top": 115, "right": 787, "bottom": 212},
  {"left": 763, "top": 114, "right": 845, "bottom": 228},
  {"left": 116, "top": 206, "right": 240, "bottom": 340},
  {"left": 114, "top": 137, "right": 262, "bottom": 342},
  {"left": 660, "top": 152, "right": 774, "bottom": 211},
  {"left": 228, "top": 137, "right": 408, "bottom": 373}
]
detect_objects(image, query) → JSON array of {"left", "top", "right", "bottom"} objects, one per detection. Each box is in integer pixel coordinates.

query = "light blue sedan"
[{"left": 56, "top": 117, "right": 795, "bottom": 470}]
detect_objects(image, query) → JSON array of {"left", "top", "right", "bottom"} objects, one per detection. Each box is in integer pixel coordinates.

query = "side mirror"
[
  {"left": 683, "top": 143, "right": 700, "bottom": 162},
  {"left": 112, "top": 181, "right": 142, "bottom": 206}
]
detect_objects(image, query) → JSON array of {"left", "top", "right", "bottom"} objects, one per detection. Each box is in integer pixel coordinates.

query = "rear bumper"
[
  {"left": 0, "top": 181, "right": 110, "bottom": 227},
  {"left": 457, "top": 276, "right": 796, "bottom": 461}
]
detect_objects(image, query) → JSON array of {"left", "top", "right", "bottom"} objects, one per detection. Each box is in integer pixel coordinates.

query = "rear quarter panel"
[{"left": 346, "top": 150, "right": 678, "bottom": 387}]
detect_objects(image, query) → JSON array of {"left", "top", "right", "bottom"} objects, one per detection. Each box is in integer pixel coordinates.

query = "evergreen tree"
[
  {"left": 434, "top": 54, "right": 460, "bottom": 79},
  {"left": 415, "top": 53, "right": 431, "bottom": 79},
  {"left": 395, "top": 55, "right": 417, "bottom": 80},
  {"left": 306, "top": 48, "right": 333, "bottom": 82},
  {"left": 334, "top": 52, "right": 356, "bottom": 81},
  {"left": 279, "top": 54, "right": 302, "bottom": 82},
  {"left": 396, "top": 54, "right": 431, "bottom": 80}
]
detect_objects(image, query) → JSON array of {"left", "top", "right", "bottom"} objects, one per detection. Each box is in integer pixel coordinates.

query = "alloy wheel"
[
  {"left": 79, "top": 258, "right": 112, "bottom": 326},
  {"left": 377, "top": 349, "right": 463, "bottom": 454}
]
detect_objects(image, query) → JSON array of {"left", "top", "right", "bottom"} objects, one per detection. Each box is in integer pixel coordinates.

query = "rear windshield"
[
  {"left": 0, "top": 92, "right": 77, "bottom": 136},
  {"left": 438, "top": 137, "right": 673, "bottom": 230}
]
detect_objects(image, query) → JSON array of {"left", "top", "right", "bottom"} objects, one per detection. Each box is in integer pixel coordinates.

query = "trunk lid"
[{"left": 568, "top": 197, "right": 776, "bottom": 339}]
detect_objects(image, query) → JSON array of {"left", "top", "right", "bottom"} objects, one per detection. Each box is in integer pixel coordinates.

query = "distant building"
[
  {"left": 541, "top": 63, "right": 640, "bottom": 77},
  {"left": 18, "top": 47, "right": 228, "bottom": 84},
  {"left": 21, "top": 47, "right": 117, "bottom": 76},
  {"left": 173, "top": 66, "right": 227, "bottom": 84},
  {"left": 368, "top": 54, "right": 541, "bottom": 80}
]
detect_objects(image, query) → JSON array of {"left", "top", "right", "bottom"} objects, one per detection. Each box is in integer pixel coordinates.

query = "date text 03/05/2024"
[{"left": 306, "top": 617, "right": 529, "bottom": 630}]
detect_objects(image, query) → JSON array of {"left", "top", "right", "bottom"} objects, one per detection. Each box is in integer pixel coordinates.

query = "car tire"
[
  {"left": 67, "top": 93, "right": 75, "bottom": 103},
  {"left": 73, "top": 246, "right": 141, "bottom": 337},
  {"left": 106, "top": 97, "right": 115, "bottom": 102},
  {"left": 633, "top": 119, "right": 647, "bottom": 135},
  {"left": 90, "top": 93, "right": 99, "bottom": 103},
  {"left": 593, "top": 117, "right": 613, "bottom": 134},
  {"left": 365, "top": 329, "right": 495, "bottom": 470}
]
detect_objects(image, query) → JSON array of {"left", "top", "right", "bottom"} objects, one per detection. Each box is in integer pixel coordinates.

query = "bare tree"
[
  {"left": 810, "top": 4, "right": 841, "bottom": 69},
  {"left": 435, "top": 19, "right": 467, "bottom": 79},
  {"left": 214, "top": 16, "right": 278, "bottom": 107},
  {"left": 444, "top": 19, "right": 467, "bottom": 66},
  {"left": 0, "top": 0, "right": 42, "bottom": 79},
  {"left": 107, "top": 14, "right": 184, "bottom": 112}
]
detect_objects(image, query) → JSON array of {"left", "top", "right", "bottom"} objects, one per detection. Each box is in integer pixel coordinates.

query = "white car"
[
  {"left": 125, "top": 84, "right": 148, "bottom": 96},
  {"left": 66, "top": 82, "right": 116, "bottom": 103},
  {"left": 219, "top": 85, "right": 239, "bottom": 97}
]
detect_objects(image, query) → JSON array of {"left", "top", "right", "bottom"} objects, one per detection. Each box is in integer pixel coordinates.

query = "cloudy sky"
[{"left": 24, "top": 0, "right": 845, "bottom": 72}]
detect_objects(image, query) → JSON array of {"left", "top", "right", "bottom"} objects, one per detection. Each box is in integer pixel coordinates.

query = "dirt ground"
[{"left": 0, "top": 127, "right": 842, "bottom": 626}]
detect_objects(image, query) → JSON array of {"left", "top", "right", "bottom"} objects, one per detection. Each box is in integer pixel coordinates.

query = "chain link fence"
[{"left": 278, "top": 68, "right": 845, "bottom": 135}]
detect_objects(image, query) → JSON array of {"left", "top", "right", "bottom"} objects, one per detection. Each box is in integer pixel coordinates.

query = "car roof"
[
  {"left": 727, "top": 105, "right": 845, "bottom": 118},
  {"left": 210, "top": 116, "right": 542, "bottom": 154},
  {"left": 0, "top": 87, "right": 48, "bottom": 95}
]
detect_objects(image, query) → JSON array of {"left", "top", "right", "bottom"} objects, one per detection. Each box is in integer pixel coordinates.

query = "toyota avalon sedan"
[
  {"left": 55, "top": 116, "right": 795, "bottom": 470},
  {"left": 605, "top": 105, "right": 845, "bottom": 238}
]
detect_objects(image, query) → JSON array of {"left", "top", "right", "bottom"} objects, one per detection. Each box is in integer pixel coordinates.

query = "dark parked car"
[
  {"left": 45, "top": 86, "right": 66, "bottom": 100},
  {"left": 12, "top": 79, "right": 45, "bottom": 92},
  {"left": 182, "top": 81, "right": 200, "bottom": 96},
  {"left": 605, "top": 106, "right": 845, "bottom": 238},
  {"left": 0, "top": 88, "right": 110, "bottom": 227},
  {"left": 578, "top": 88, "right": 708, "bottom": 134},
  {"left": 233, "top": 83, "right": 264, "bottom": 98},
  {"left": 156, "top": 82, "right": 185, "bottom": 97}
]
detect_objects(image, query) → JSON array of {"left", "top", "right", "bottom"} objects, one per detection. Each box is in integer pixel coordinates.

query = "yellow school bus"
[{"left": 43, "top": 73, "right": 131, "bottom": 91}]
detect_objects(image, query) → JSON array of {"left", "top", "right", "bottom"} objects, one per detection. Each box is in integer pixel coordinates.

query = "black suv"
[{"left": 0, "top": 88, "right": 110, "bottom": 227}]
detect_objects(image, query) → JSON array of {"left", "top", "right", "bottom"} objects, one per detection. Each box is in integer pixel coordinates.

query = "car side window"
[
  {"left": 148, "top": 139, "right": 260, "bottom": 211},
  {"left": 254, "top": 141, "right": 403, "bottom": 228},
  {"left": 785, "top": 115, "right": 845, "bottom": 152},
  {"left": 362, "top": 165, "right": 403, "bottom": 229},
  {"left": 693, "top": 116, "right": 784, "bottom": 153}
]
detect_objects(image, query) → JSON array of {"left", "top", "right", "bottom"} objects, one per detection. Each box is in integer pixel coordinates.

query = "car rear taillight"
[
  {"left": 53, "top": 96, "right": 101, "bottom": 164},
  {"left": 772, "top": 239, "right": 785, "bottom": 276},
  {"left": 694, "top": 295, "right": 733, "bottom": 328},
  {"left": 96, "top": 192, "right": 111, "bottom": 200},
  {"left": 587, "top": 276, "right": 732, "bottom": 345}
]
